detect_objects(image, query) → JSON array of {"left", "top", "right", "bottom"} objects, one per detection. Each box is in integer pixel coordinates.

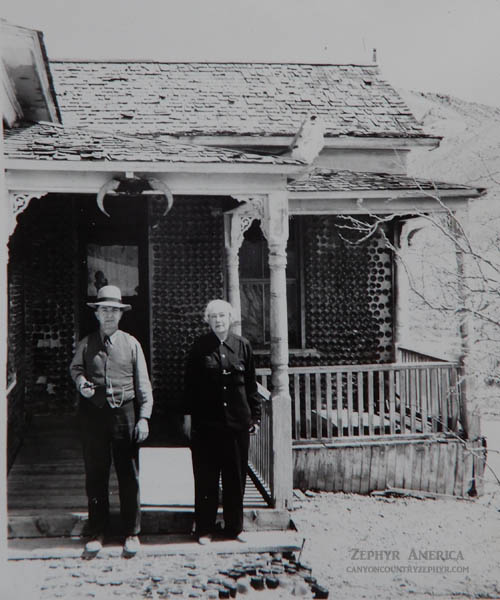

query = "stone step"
[
  {"left": 8, "top": 530, "right": 304, "bottom": 560},
  {"left": 8, "top": 506, "right": 293, "bottom": 538}
]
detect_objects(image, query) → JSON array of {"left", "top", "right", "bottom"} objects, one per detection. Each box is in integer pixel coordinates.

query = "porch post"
[
  {"left": 0, "top": 117, "right": 8, "bottom": 563},
  {"left": 393, "top": 220, "right": 411, "bottom": 358},
  {"left": 452, "top": 207, "right": 480, "bottom": 441},
  {"left": 261, "top": 191, "right": 293, "bottom": 509}
]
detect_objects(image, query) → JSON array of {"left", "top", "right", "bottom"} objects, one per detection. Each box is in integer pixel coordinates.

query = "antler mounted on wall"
[{"left": 96, "top": 175, "right": 174, "bottom": 224}]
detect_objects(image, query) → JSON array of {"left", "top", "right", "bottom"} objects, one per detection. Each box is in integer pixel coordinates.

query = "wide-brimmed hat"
[{"left": 87, "top": 285, "right": 132, "bottom": 311}]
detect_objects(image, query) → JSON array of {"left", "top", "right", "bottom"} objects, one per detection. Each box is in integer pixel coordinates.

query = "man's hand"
[
  {"left": 249, "top": 422, "right": 260, "bottom": 436},
  {"left": 78, "top": 378, "right": 95, "bottom": 399},
  {"left": 134, "top": 418, "right": 149, "bottom": 443}
]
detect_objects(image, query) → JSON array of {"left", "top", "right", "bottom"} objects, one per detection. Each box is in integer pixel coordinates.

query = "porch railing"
[
  {"left": 256, "top": 361, "right": 462, "bottom": 443},
  {"left": 248, "top": 383, "right": 273, "bottom": 505}
]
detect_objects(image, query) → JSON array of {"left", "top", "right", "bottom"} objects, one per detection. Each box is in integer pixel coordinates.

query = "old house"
[{"left": 2, "top": 20, "right": 486, "bottom": 541}]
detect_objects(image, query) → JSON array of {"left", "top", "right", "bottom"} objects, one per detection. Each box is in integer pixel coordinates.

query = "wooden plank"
[
  {"left": 367, "top": 371, "right": 374, "bottom": 436},
  {"left": 388, "top": 369, "right": 396, "bottom": 435},
  {"left": 325, "top": 372, "right": 333, "bottom": 439},
  {"left": 419, "top": 442, "right": 430, "bottom": 492},
  {"left": 369, "top": 444, "right": 379, "bottom": 491},
  {"left": 441, "top": 368, "right": 448, "bottom": 433},
  {"left": 393, "top": 442, "right": 406, "bottom": 489},
  {"left": 385, "top": 444, "right": 397, "bottom": 490},
  {"left": 357, "top": 371, "right": 364, "bottom": 436},
  {"left": 351, "top": 447, "right": 362, "bottom": 494},
  {"left": 402, "top": 442, "right": 414, "bottom": 490},
  {"left": 454, "top": 442, "right": 464, "bottom": 497},
  {"left": 412, "top": 443, "right": 424, "bottom": 491},
  {"left": 347, "top": 372, "right": 354, "bottom": 437},
  {"left": 325, "top": 445, "right": 336, "bottom": 492},
  {"left": 294, "top": 373, "right": 301, "bottom": 440},
  {"left": 336, "top": 372, "right": 343, "bottom": 437},
  {"left": 444, "top": 442, "right": 457, "bottom": 496},
  {"left": 409, "top": 369, "right": 417, "bottom": 433},
  {"left": 399, "top": 368, "right": 407, "bottom": 433},
  {"left": 461, "top": 443, "right": 473, "bottom": 497},
  {"left": 315, "top": 373, "right": 322, "bottom": 439},
  {"left": 472, "top": 440, "right": 486, "bottom": 496},
  {"left": 316, "top": 449, "right": 327, "bottom": 491},
  {"left": 378, "top": 371, "right": 386, "bottom": 435},
  {"left": 359, "top": 445, "right": 372, "bottom": 494},
  {"left": 292, "top": 448, "right": 303, "bottom": 490},
  {"left": 430, "top": 368, "right": 439, "bottom": 433},
  {"left": 287, "top": 362, "right": 457, "bottom": 375},
  {"left": 376, "top": 444, "right": 387, "bottom": 490},
  {"left": 343, "top": 447, "right": 353, "bottom": 493},
  {"left": 420, "top": 369, "right": 428, "bottom": 433},
  {"left": 427, "top": 441, "right": 440, "bottom": 494},
  {"left": 435, "top": 440, "right": 447, "bottom": 494},
  {"left": 305, "top": 374, "right": 312, "bottom": 439},
  {"left": 334, "top": 447, "right": 344, "bottom": 492},
  {"left": 449, "top": 368, "right": 459, "bottom": 433}
]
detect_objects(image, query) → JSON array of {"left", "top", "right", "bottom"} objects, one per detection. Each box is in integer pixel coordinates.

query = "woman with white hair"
[{"left": 184, "top": 299, "right": 261, "bottom": 544}]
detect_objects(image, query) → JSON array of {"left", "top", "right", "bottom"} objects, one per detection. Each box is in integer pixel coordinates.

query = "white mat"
[{"left": 139, "top": 447, "right": 194, "bottom": 506}]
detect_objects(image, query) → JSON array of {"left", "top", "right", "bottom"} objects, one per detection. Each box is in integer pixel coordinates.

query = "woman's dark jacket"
[{"left": 184, "top": 331, "right": 261, "bottom": 431}]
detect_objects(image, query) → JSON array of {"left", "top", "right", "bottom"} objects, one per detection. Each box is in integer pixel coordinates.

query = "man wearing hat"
[{"left": 70, "top": 285, "right": 153, "bottom": 556}]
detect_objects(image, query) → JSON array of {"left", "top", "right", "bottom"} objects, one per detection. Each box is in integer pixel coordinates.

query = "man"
[
  {"left": 70, "top": 285, "right": 153, "bottom": 556},
  {"left": 184, "top": 299, "right": 261, "bottom": 544}
]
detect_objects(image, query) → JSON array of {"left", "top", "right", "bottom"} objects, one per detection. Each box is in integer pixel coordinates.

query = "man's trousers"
[
  {"left": 79, "top": 400, "right": 140, "bottom": 537},
  {"left": 190, "top": 425, "right": 249, "bottom": 537}
]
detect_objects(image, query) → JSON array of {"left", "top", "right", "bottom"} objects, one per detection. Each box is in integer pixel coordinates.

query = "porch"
[
  {"left": 253, "top": 345, "right": 486, "bottom": 497},
  {"left": 7, "top": 409, "right": 291, "bottom": 540}
]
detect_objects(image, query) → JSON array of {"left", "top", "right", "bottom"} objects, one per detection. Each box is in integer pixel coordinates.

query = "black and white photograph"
[{"left": 1, "top": 1, "right": 500, "bottom": 598}]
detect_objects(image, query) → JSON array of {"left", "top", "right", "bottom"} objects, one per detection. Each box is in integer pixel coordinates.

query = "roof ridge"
[{"left": 49, "top": 59, "right": 379, "bottom": 67}]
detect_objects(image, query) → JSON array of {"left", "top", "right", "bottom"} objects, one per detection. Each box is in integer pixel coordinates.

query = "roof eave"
[
  {"left": 288, "top": 187, "right": 486, "bottom": 201},
  {"left": 4, "top": 157, "right": 304, "bottom": 175},
  {"left": 164, "top": 134, "right": 441, "bottom": 150}
]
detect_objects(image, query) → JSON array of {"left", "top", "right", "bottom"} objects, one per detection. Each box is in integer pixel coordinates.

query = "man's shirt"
[{"left": 70, "top": 329, "right": 153, "bottom": 419}]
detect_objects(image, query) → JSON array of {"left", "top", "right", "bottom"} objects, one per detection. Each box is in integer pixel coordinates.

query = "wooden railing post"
[{"left": 261, "top": 191, "right": 293, "bottom": 509}]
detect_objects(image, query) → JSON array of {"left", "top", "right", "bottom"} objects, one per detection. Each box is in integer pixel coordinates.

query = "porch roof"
[
  {"left": 3, "top": 122, "right": 303, "bottom": 167},
  {"left": 49, "top": 61, "right": 432, "bottom": 141},
  {"left": 287, "top": 168, "right": 485, "bottom": 198}
]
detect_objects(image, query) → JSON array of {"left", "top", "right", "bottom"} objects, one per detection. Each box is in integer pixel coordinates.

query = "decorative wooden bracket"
[
  {"left": 9, "top": 191, "right": 47, "bottom": 236},
  {"left": 223, "top": 195, "right": 266, "bottom": 334},
  {"left": 225, "top": 195, "right": 266, "bottom": 252}
]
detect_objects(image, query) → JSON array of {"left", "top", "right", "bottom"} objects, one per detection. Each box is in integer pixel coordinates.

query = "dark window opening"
[{"left": 240, "top": 219, "right": 301, "bottom": 349}]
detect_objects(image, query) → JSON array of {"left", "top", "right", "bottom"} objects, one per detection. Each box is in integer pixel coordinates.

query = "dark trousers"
[
  {"left": 79, "top": 400, "right": 140, "bottom": 537},
  {"left": 191, "top": 426, "right": 249, "bottom": 537}
]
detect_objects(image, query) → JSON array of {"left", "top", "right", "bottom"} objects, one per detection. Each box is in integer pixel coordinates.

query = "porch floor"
[{"left": 8, "top": 416, "right": 288, "bottom": 539}]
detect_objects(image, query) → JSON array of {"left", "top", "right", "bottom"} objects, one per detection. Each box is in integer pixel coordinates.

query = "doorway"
[{"left": 77, "top": 194, "right": 150, "bottom": 364}]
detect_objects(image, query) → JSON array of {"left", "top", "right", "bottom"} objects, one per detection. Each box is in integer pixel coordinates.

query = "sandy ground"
[
  {"left": 289, "top": 417, "right": 500, "bottom": 600},
  {"left": 2, "top": 418, "right": 500, "bottom": 600}
]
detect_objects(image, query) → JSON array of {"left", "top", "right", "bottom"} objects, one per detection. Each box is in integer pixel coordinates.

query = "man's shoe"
[
  {"left": 123, "top": 535, "right": 140, "bottom": 556},
  {"left": 85, "top": 534, "right": 104, "bottom": 553},
  {"left": 235, "top": 532, "right": 248, "bottom": 543},
  {"left": 198, "top": 534, "right": 212, "bottom": 545}
]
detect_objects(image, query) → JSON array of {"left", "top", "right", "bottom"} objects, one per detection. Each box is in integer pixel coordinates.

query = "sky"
[{"left": 1, "top": 0, "right": 500, "bottom": 107}]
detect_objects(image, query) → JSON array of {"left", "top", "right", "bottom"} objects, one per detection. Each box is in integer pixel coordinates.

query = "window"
[{"left": 240, "top": 219, "right": 302, "bottom": 348}]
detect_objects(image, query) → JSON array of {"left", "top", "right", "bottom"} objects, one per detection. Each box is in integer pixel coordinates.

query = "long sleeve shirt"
[
  {"left": 70, "top": 329, "right": 153, "bottom": 419},
  {"left": 184, "top": 331, "right": 261, "bottom": 431}
]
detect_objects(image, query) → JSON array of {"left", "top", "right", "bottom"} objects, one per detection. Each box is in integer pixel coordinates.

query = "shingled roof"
[
  {"left": 287, "top": 168, "right": 485, "bottom": 196},
  {"left": 4, "top": 122, "right": 302, "bottom": 166},
  {"left": 50, "top": 61, "right": 428, "bottom": 140}
]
